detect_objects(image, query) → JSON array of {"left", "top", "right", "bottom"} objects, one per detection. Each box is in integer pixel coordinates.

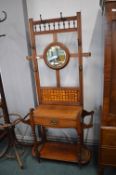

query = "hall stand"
[
  {"left": 27, "top": 12, "right": 94, "bottom": 165},
  {"left": 0, "top": 73, "right": 23, "bottom": 168}
]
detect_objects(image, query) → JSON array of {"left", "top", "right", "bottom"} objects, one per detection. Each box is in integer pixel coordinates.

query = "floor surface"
[{"left": 0, "top": 146, "right": 116, "bottom": 175}]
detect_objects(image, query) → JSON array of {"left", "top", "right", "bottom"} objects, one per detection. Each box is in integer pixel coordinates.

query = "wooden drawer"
[
  {"left": 34, "top": 117, "right": 77, "bottom": 128},
  {"left": 100, "top": 147, "right": 116, "bottom": 166},
  {"left": 101, "top": 127, "right": 116, "bottom": 146},
  {"left": 31, "top": 105, "right": 82, "bottom": 128}
]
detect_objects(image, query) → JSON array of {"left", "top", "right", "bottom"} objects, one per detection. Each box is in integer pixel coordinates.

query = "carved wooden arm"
[{"left": 81, "top": 110, "right": 94, "bottom": 129}]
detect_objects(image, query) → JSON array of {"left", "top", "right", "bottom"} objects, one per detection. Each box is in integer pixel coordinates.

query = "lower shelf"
[{"left": 32, "top": 141, "right": 91, "bottom": 164}]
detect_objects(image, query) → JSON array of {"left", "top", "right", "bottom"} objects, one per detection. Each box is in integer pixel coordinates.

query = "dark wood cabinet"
[{"left": 99, "top": 0, "right": 116, "bottom": 174}]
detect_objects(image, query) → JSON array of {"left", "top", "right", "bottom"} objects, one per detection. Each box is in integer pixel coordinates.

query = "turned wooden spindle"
[
  {"left": 48, "top": 23, "right": 50, "bottom": 30},
  {"left": 39, "top": 24, "right": 41, "bottom": 31},
  {"left": 53, "top": 22, "right": 55, "bottom": 30}
]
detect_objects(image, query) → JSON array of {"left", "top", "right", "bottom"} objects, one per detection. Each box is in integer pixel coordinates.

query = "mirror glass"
[{"left": 44, "top": 43, "right": 69, "bottom": 69}]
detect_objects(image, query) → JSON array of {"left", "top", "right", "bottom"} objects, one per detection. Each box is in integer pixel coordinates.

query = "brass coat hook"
[
  {"left": 40, "top": 14, "right": 42, "bottom": 21},
  {"left": 60, "top": 12, "right": 63, "bottom": 19}
]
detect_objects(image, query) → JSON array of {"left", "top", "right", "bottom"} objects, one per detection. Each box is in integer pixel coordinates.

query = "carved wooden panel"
[{"left": 40, "top": 87, "right": 80, "bottom": 105}]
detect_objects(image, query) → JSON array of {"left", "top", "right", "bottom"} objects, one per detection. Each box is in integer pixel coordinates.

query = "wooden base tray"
[{"left": 32, "top": 141, "right": 91, "bottom": 164}]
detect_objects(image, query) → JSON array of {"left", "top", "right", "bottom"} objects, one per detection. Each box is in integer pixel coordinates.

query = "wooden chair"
[
  {"left": 0, "top": 73, "right": 24, "bottom": 168},
  {"left": 27, "top": 12, "right": 93, "bottom": 164}
]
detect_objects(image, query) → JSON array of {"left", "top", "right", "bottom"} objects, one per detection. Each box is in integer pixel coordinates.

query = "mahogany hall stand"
[{"left": 27, "top": 12, "right": 93, "bottom": 164}]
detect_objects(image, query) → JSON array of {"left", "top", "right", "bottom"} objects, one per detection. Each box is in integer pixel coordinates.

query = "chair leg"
[{"left": 13, "top": 144, "right": 24, "bottom": 169}]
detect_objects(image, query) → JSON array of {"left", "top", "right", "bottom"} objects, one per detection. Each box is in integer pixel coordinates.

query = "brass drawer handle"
[{"left": 50, "top": 119, "right": 58, "bottom": 126}]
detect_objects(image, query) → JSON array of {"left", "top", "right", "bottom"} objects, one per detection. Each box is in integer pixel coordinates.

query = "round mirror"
[{"left": 43, "top": 42, "right": 70, "bottom": 69}]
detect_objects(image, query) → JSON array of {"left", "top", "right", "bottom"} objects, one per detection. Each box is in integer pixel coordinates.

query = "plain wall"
[{"left": 0, "top": 0, "right": 34, "bottom": 139}]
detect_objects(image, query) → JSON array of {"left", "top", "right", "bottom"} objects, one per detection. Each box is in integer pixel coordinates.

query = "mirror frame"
[{"left": 43, "top": 42, "right": 70, "bottom": 70}]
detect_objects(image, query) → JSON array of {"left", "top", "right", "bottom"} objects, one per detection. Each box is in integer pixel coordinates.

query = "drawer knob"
[{"left": 50, "top": 119, "right": 58, "bottom": 126}]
